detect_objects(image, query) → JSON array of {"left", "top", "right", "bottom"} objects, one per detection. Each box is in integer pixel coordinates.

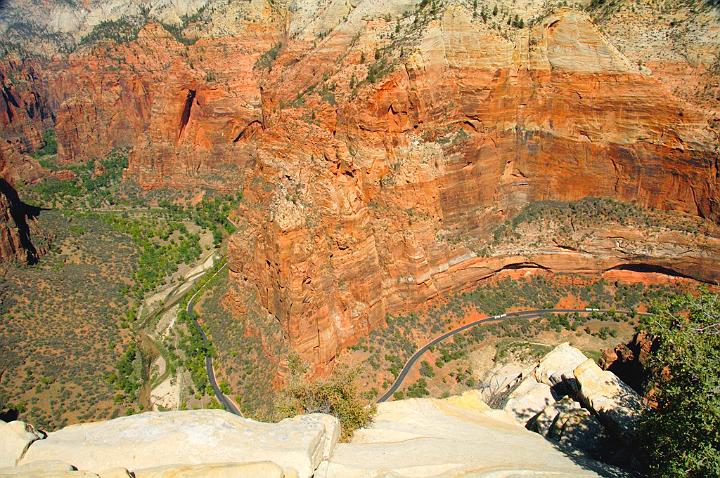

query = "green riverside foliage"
[
  {"left": 111, "top": 342, "right": 143, "bottom": 399},
  {"left": 172, "top": 259, "right": 226, "bottom": 393},
  {"left": 160, "top": 193, "right": 241, "bottom": 246},
  {"left": 177, "top": 308, "right": 210, "bottom": 392},
  {"left": 99, "top": 214, "right": 201, "bottom": 300},
  {"left": 638, "top": 292, "right": 720, "bottom": 477}
]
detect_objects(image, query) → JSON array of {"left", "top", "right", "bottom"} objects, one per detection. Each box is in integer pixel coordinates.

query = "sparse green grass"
[{"left": 255, "top": 42, "right": 282, "bottom": 70}]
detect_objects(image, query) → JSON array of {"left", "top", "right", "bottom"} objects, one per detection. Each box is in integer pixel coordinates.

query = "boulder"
[
  {"left": 0, "top": 421, "right": 44, "bottom": 467},
  {"left": 573, "top": 359, "right": 644, "bottom": 440},
  {"left": 133, "top": 462, "right": 294, "bottom": 478},
  {"left": 503, "top": 376, "right": 556, "bottom": 424},
  {"left": 549, "top": 408, "right": 608, "bottom": 454},
  {"left": 20, "top": 410, "right": 339, "bottom": 478},
  {"left": 529, "top": 396, "right": 582, "bottom": 437},
  {"left": 534, "top": 343, "right": 589, "bottom": 386},
  {"left": 318, "top": 391, "right": 604, "bottom": 477}
]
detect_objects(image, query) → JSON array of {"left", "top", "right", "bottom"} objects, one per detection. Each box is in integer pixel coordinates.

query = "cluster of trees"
[
  {"left": 108, "top": 342, "right": 143, "bottom": 403},
  {"left": 177, "top": 308, "right": 210, "bottom": 393},
  {"left": 160, "top": 193, "right": 241, "bottom": 246},
  {"left": 255, "top": 42, "right": 282, "bottom": 70},
  {"left": 33, "top": 129, "right": 57, "bottom": 158},
  {"left": 638, "top": 292, "right": 719, "bottom": 476},
  {"left": 26, "top": 146, "right": 130, "bottom": 208},
  {"left": 102, "top": 214, "right": 201, "bottom": 300}
]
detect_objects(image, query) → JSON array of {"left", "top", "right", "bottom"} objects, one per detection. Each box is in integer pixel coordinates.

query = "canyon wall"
[
  {"left": 0, "top": 0, "right": 719, "bottom": 367},
  {"left": 228, "top": 5, "right": 720, "bottom": 370}
]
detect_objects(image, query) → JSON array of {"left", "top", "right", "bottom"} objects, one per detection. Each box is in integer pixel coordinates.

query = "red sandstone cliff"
[
  {"left": 1, "top": 1, "right": 719, "bottom": 368},
  {"left": 226, "top": 7, "right": 720, "bottom": 370}
]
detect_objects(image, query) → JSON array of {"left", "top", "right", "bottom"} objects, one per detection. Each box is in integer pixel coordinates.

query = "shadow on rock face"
[{"left": 0, "top": 178, "right": 44, "bottom": 264}]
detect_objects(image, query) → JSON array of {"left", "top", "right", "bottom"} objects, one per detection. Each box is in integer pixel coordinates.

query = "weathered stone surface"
[
  {"left": 534, "top": 343, "right": 589, "bottom": 387},
  {"left": 549, "top": 408, "right": 608, "bottom": 454},
  {"left": 573, "top": 359, "right": 644, "bottom": 440},
  {"left": 319, "top": 391, "right": 604, "bottom": 477},
  {"left": 133, "top": 462, "right": 293, "bottom": 478},
  {"left": 20, "top": 410, "right": 339, "bottom": 478},
  {"left": 97, "top": 468, "right": 132, "bottom": 478},
  {"left": 479, "top": 363, "right": 526, "bottom": 405},
  {"left": 0, "top": 460, "right": 96, "bottom": 477},
  {"left": 503, "top": 376, "right": 556, "bottom": 424},
  {"left": 0, "top": 421, "right": 44, "bottom": 468},
  {"left": 530, "top": 396, "right": 583, "bottom": 437},
  {"left": 227, "top": 6, "right": 720, "bottom": 372}
]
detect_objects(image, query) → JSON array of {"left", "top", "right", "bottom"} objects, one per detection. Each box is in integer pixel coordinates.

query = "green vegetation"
[
  {"left": 275, "top": 354, "right": 376, "bottom": 441},
  {"left": 353, "top": 275, "right": 689, "bottom": 400},
  {"left": 494, "top": 340, "right": 552, "bottom": 362},
  {"left": 197, "top": 273, "right": 287, "bottom": 418},
  {"left": 490, "top": 198, "right": 710, "bottom": 247},
  {"left": 255, "top": 42, "right": 282, "bottom": 70},
  {"left": 160, "top": 193, "right": 241, "bottom": 246},
  {"left": 99, "top": 213, "right": 201, "bottom": 302},
  {"left": 33, "top": 129, "right": 57, "bottom": 158},
  {"left": 405, "top": 378, "right": 430, "bottom": 398},
  {"left": 0, "top": 211, "right": 137, "bottom": 429},
  {"left": 176, "top": 308, "right": 211, "bottom": 393},
  {"left": 79, "top": 18, "right": 144, "bottom": 46},
  {"left": 170, "top": 259, "right": 228, "bottom": 394},
  {"left": 110, "top": 342, "right": 143, "bottom": 402},
  {"left": 638, "top": 292, "right": 720, "bottom": 477},
  {"left": 366, "top": 56, "right": 392, "bottom": 84},
  {"left": 419, "top": 360, "right": 435, "bottom": 378},
  {"left": 22, "top": 148, "right": 129, "bottom": 208}
]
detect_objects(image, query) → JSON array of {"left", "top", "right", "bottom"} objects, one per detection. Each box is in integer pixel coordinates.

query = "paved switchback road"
[
  {"left": 185, "top": 262, "right": 243, "bottom": 416},
  {"left": 377, "top": 308, "right": 634, "bottom": 403}
]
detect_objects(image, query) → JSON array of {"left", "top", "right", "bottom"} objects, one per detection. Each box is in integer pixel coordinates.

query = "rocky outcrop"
[
  {"left": 0, "top": 392, "right": 624, "bottom": 478},
  {"left": 0, "top": 460, "right": 96, "bottom": 477},
  {"left": 600, "top": 332, "right": 654, "bottom": 393},
  {"left": 548, "top": 407, "right": 607, "bottom": 455},
  {"left": 320, "top": 391, "right": 607, "bottom": 477},
  {"left": 502, "top": 376, "right": 555, "bottom": 423},
  {"left": 0, "top": 421, "right": 43, "bottom": 468},
  {"left": 132, "top": 462, "right": 293, "bottom": 478},
  {"left": 19, "top": 410, "right": 338, "bottom": 478},
  {"left": 227, "top": 6, "right": 720, "bottom": 370},
  {"left": 574, "top": 358, "right": 644, "bottom": 441},
  {"left": 483, "top": 343, "right": 645, "bottom": 469},
  {"left": 0, "top": 148, "right": 45, "bottom": 264}
]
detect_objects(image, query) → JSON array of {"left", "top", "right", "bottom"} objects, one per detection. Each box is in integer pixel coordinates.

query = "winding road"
[
  {"left": 185, "top": 262, "right": 244, "bottom": 416},
  {"left": 377, "top": 308, "right": 634, "bottom": 403}
]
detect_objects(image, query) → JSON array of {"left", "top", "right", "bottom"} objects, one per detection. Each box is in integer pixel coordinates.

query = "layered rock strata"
[{"left": 0, "top": 1, "right": 718, "bottom": 368}]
